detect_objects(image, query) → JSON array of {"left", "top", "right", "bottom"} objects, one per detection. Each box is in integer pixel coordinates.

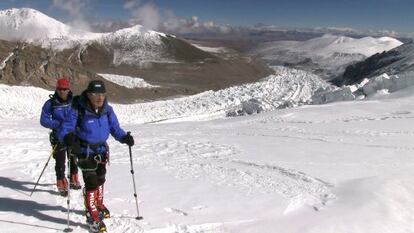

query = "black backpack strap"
[{"left": 71, "top": 95, "right": 85, "bottom": 130}]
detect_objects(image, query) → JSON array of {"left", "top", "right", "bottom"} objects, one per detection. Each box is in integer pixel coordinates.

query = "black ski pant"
[
  {"left": 77, "top": 153, "right": 107, "bottom": 191},
  {"left": 54, "top": 143, "right": 79, "bottom": 180}
]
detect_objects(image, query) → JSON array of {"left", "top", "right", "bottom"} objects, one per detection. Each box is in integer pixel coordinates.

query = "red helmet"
[{"left": 56, "top": 78, "right": 70, "bottom": 89}]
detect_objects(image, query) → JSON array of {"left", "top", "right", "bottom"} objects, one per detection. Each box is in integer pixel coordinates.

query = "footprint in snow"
[
  {"left": 191, "top": 205, "right": 207, "bottom": 210},
  {"left": 164, "top": 207, "right": 188, "bottom": 216}
]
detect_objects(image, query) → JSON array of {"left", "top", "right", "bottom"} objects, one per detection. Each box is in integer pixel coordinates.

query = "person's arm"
[
  {"left": 108, "top": 106, "right": 127, "bottom": 142},
  {"left": 40, "top": 100, "right": 60, "bottom": 129},
  {"left": 58, "top": 107, "right": 78, "bottom": 142}
]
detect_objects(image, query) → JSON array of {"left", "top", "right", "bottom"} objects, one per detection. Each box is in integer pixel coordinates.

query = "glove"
[
  {"left": 49, "top": 132, "right": 59, "bottom": 146},
  {"left": 64, "top": 132, "right": 81, "bottom": 155},
  {"left": 63, "top": 132, "right": 77, "bottom": 147},
  {"left": 121, "top": 133, "right": 134, "bottom": 147}
]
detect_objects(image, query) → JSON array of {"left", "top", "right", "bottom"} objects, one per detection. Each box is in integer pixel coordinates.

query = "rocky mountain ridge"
[{"left": 0, "top": 8, "right": 271, "bottom": 102}]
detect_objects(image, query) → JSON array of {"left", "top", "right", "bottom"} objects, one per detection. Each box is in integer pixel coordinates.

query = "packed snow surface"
[
  {"left": 99, "top": 74, "right": 159, "bottom": 89},
  {"left": 1, "top": 79, "right": 414, "bottom": 232}
]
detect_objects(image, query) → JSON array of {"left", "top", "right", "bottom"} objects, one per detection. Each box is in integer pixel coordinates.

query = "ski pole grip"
[{"left": 127, "top": 131, "right": 131, "bottom": 136}]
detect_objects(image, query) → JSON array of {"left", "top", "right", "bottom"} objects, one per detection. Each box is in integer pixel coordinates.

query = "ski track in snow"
[{"left": 111, "top": 138, "right": 335, "bottom": 211}]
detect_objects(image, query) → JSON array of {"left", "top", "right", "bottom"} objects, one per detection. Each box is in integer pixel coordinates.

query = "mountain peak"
[
  {"left": 0, "top": 7, "right": 43, "bottom": 16},
  {"left": 0, "top": 8, "right": 57, "bottom": 28},
  {"left": 0, "top": 7, "right": 104, "bottom": 48},
  {"left": 332, "top": 36, "right": 355, "bottom": 44}
]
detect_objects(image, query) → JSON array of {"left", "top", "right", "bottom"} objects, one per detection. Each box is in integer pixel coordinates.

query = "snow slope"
[
  {"left": 1, "top": 82, "right": 414, "bottom": 232},
  {"left": 99, "top": 74, "right": 159, "bottom": 89}
]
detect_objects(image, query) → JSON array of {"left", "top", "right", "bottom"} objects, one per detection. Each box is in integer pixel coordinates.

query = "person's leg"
[
  {"left": 81, "top": 159, "right": 106, "bottom": 232},
  {"left": 95, "top": 162, "right": 109, "bottom": 218},
  {"left": 69, "top": 154, "right": 81, "bottom": 189},
  {"left": 54, "top": 144, "right": 68, "bottom": 194}
]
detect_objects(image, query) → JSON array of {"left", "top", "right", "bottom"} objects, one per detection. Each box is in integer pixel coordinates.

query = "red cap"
[{"left": 56, "top": 78, "right": 70, "bottom": 89}]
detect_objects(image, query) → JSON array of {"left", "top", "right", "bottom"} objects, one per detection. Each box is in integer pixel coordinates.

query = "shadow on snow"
[
  {"left": 0, "top": 176, "right": 57, "bottom": 196},
  {"left": 0, "top": 176, "right": 88, "bottom": 230}
]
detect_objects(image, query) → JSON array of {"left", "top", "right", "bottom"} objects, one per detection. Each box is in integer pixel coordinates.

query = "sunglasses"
[
  {"left": 57, "top": 88, "right": 69, "bottom": 91},
  {"left": 90, "top": 93, "right": 106, "bottom": 97}
]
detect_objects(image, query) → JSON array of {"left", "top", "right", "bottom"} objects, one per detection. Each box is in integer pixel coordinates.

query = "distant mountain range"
[
  {"left": 0, "top": 8, "right": 271, "bottom": 102},
  {"left": 249, "top": 34, "right": 402, "bottom": 80}
]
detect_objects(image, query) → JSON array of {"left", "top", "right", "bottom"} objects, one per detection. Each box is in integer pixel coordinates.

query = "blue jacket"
[
  {"left": 59, "top": 92, "right": 126, "bottom": 155},
  {"left": 40, "top": 92, "right": 73, "bottom": 139}
]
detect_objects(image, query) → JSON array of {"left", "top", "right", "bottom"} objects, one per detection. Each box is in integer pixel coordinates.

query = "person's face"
[
  {"left": 56, "top": 88, "right": 69, "bottom": 100},
  {"left": 87, "top": 92, "right": 106, "bottom": 109}
]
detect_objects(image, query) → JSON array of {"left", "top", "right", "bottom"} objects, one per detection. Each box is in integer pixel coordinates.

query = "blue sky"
[{"left": 0, "top": 0, "right": 412, "bottom": 33}]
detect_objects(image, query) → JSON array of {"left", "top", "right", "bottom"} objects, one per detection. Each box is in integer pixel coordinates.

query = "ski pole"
[
  {"left": 127, "top": 132, "right": 143, "bottom": 220},
  {"left": 30, "top": 145, "right": 57, "bottom": 197},
  {"left": 63, "top": 148, "right": 73, "bottom": 232}
]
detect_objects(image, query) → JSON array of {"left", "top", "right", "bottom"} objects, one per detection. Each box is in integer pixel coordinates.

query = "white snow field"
[
  {"left": 99, "top": 74, "right": 159, "bottom": 89},
  {"left": 1, "top": 68, "right": 414, "bottom": 232}
]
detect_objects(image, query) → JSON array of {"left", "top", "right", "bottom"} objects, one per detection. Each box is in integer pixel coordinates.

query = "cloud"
[
  {"left": 120, "top": 0, "right": 234, "bottom": 34},
  {"left": 90, "top": 20, "right": 132, "bottom": 33},
  {"left": 51, "top": 0, "right": 91, "bottom": 31},
  {"left": 123, "top": 0, "right": 161, "bottom": 30},
  {"left": 123, "top": 0, "right": 141, "bottom": 10},
  {"left": 161, "top": 15, "right": 234, "bottom": 35}
]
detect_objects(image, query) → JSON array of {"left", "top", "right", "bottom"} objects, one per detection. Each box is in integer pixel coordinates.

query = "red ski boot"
[
  {"left": 96, "top": 185, "right": 110, "bottom": 219},
  {"left": 84, "top": 189, "right": 106, "bottom": 232},
  {"left": 56, "top": 178, "right": 68, "bottom": 196},
  {"left": 69, "top": 173, "right": 82, "bottom": 190}
]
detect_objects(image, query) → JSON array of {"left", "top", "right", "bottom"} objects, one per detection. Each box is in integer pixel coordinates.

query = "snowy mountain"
[
  {"left": 332, "top": 43, "right": 414, "bottom": 86},
  {"left": 0, "top": 8, "right": 101, "bottom": 48},
  {"left": 0, "top": 8, "right": 175, "bottom": 61},
  {"left": 250, "top": 34, "right": 402, "bottom": 79},
  {"left": 0, "top": 8, "right": 271, "bottom": 101},
  {"left": 311, "top": 42, "right": 414, "bottom": 104}
]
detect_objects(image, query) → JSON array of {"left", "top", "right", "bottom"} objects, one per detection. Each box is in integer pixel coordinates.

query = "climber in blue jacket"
[
  {"left": 40, "top": 78, "right": 81, "bottom": 196},
  {"left": 59, "top": 80, "right": 134, "bottom": 233}
]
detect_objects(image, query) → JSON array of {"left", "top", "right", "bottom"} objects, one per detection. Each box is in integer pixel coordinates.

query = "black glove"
[
  {"left": 121, "top": 133, "right": 134, "bottom": 146},
  {"left": 63, "top": 132, "right": 77, "bottom": 147},
  {"left": 49, "top": 131, "right": 59, "bottom": 146},
  {"left": 64, "top": 132, "right": 81, "bottom": 155}
]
